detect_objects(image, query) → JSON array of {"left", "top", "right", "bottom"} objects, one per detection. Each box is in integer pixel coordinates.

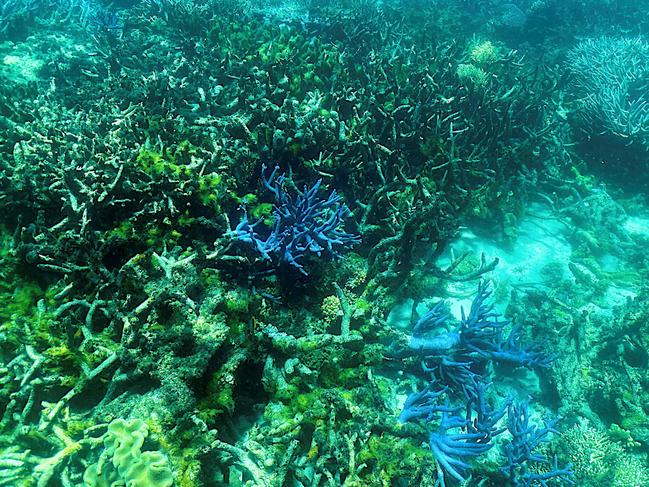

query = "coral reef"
[{"left": 1, "top": 0, "right": 649, "bottom": 485}]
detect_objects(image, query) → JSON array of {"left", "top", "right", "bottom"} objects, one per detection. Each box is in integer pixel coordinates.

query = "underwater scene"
[{"left": 2, "top": 0, "right": 649, "bottom": 485}]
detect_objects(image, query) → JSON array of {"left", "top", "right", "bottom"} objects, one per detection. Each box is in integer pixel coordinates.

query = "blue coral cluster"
[
  {"left": 90, "top": 7, "right": 123, "bottom": 32},
  {"left": 232, "top": 165, "right": 360, "bottom": 274},
  {"left": 502, "top": 401, "right": 574, "bottom": 486},
  {"left": 397, "top": 283, "right": 574, "bottom": 486}
]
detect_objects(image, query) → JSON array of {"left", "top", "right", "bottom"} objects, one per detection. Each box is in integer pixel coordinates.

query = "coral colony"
[
  {"left": 231, "top": 165, "right": 360, "bottom": 275},
  {"left": 397, "top": 284, "right": 573, "bottom": 486}
]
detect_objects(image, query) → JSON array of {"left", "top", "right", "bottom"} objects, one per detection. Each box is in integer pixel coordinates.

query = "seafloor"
[{"left": 1, "top": 0, "right": 649, "bottom": 486}]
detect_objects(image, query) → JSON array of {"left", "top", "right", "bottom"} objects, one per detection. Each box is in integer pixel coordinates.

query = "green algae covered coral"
[{"left": 83, "top": 419, "right": 174, "bottom": 487}]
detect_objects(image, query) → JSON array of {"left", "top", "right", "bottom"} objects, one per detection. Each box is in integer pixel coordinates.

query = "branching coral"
[
  {"left": 231, "top": 165, "right": 360, "bottom": 274},
  {"left": 396, "top": 283, "right": 571, "bottom": 486},
  {"left": 502, "top": 401, "right": 574, "bottom": 486},
  {"left": 567, "top": 37, "right": 649, "bottom": 146},
  {"left": 399, "top": 282, "right": 552, "bottom": 389}
]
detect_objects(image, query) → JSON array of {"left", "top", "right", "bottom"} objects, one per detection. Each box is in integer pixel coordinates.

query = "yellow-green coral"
[
  {"left": 612, "top": 454, "right": 649, "bottom": 487},
  {"left": 321, "top": 295, "right": 342, "bottom": 323},
  {"left": 456, "top": 63, "right": 488, "bottom": 87},
  {"left": 469, "top": 40, "right": 499, "bottom": 65},
  {"left": 562, "top": 421, "right": 618, "bottom": 482},
  {"left": 83, "top": 419, "right": 174, "bottom": 487}
]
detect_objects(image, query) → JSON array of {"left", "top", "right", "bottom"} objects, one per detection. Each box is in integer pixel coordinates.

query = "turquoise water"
[{"left": 1, "top": 0, "right": 649, "bottom": 485}]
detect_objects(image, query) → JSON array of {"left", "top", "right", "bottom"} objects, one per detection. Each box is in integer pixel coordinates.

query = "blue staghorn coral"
[
  {"left": 502, "top": 401, "right": 574, "bottom": 487},
  {"left": 400, "top": 382, "right": 510, "bottom": 486},
  {"left": 231, "top": 165, "right": 360, "bottom": 274},
  {"left": 399, "top": 282, "right": 552, "bottom": 390},
  {"left": 397, "top": 283, "right": 573, "bottom": 486}
]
